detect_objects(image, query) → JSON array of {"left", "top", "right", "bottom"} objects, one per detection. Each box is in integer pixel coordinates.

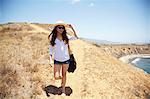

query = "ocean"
[{"left": 131, "top": 58, "right": 150, "bottom": 74}]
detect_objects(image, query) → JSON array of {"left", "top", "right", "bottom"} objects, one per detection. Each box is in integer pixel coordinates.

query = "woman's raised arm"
[{"left": 68, "top": 24, "right": 79, "bottom": 39}]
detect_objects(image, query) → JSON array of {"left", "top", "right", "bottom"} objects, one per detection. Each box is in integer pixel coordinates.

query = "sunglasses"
[{"left": 58, "top": 27, "right": 64, "bottom": 29}]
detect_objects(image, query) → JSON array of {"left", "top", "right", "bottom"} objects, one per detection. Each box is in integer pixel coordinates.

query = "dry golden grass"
[
  {"left": 0, "top": 24, "right": 51, "bottom": 98},
  {"left": 0, "top": 23, "right": 33, "bottom": 32},
  {"left": 0, "top": 65, "right": 20, "bottom": 98},
  {"left": 0, "top": 23, "right": 150, "bottom": 99}
]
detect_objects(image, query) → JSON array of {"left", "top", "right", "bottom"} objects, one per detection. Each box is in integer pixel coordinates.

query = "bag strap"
[{"left": 68, "top": 41, "right": 72, "bottom": 55}]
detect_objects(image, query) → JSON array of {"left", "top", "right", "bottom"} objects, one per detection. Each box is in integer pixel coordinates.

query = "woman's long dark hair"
[{"left": 48, "top": 25, "right": 69, "bottom": 46}]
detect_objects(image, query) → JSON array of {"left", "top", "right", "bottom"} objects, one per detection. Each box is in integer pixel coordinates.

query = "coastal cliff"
[{"left": 82, "top": 40, "right": 150, "bottom": 58}]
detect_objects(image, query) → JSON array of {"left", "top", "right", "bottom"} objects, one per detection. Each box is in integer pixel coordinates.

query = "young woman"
[{"left": 48, "top": 24, "right": 78, "bottom": 94}]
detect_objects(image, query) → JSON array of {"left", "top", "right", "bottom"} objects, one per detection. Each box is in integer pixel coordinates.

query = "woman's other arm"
[{"left": 48, "top": 35, "right": 54, "bottom": 66}]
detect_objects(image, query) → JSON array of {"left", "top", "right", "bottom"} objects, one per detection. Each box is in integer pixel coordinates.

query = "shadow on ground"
[{"left": 43, "top": 85, "right": 73, "bottom": 97}]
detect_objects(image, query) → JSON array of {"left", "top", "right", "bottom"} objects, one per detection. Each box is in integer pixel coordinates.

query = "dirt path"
[
  {"left": 29, "top": 24, "right": 50, "bottom": 33},
  {"left": 66, "top": 40, "right": 86, "bottom": 98}
]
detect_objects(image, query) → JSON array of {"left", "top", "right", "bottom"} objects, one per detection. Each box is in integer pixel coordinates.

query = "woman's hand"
[
  {"left": 49, "top": 55, "right": 53, "bottom": 67},
  {"left": 49, "top": 60, "right": 53, "bottom": 67},
  {"left": 68, "top": 24, "right": 73, "bottom": 29}
]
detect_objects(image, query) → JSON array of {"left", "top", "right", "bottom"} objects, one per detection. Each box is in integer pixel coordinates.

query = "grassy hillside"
[{"left": 0, "top": 23, "right": 150, "bottom": 99}]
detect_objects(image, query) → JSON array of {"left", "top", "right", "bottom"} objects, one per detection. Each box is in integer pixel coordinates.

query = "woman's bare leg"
[
  {"left": 61, "top": 64, "right": 69, "bottom": 93},
  {"left": 54, "top": 64, "right": 62, "bottom": 79}
]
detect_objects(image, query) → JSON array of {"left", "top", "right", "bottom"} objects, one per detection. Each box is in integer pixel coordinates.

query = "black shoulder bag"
[{"left": 67, "top": 42, "right": 77, "bottom": 73}]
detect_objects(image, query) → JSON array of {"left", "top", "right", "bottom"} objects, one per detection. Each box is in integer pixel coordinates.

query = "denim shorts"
[{"left": 54, "top": 59, "right": 70, "bottom": 65}]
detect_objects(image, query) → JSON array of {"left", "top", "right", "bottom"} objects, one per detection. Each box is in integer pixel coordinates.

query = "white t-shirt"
[{"left": 49, "top": 36, "right": 77, "bottom": 62}]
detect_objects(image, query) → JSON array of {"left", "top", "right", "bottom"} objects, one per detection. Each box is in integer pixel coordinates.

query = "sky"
[{"left": 0, "top": 0, "right": 150, "bottom": 43}]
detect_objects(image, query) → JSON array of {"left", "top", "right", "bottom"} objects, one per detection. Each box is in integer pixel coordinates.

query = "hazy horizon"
[{"left": 0, "top": 0, "right": 150, "bottom": 43}]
